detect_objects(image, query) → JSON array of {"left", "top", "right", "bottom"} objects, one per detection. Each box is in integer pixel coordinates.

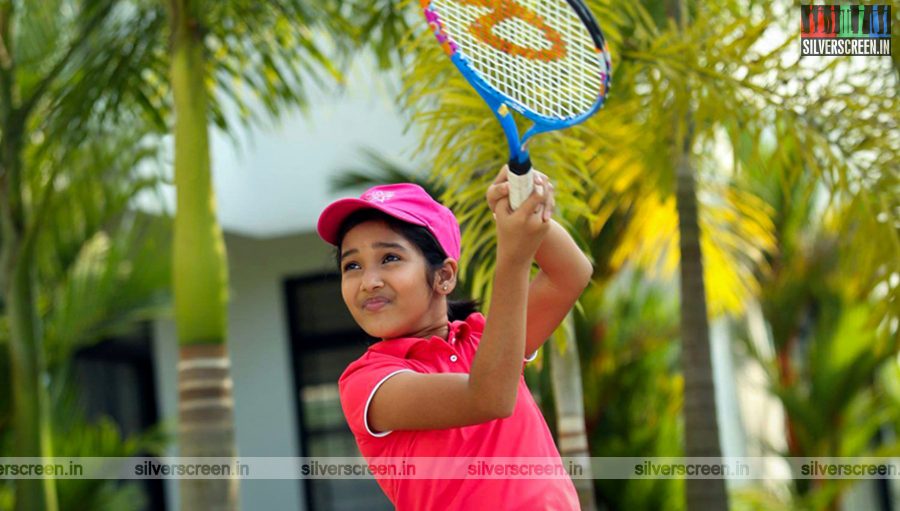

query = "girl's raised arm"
[{"left": 365, "top": 184, "right": 552, "bottom": 433}]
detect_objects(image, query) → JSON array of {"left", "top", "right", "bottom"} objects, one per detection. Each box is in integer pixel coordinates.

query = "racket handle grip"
[{"left": 507, "top": 156, "right": 533, "bottom": 210}]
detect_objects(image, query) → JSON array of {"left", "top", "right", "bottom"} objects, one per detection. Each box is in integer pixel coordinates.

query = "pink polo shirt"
[{"left": 338, "top": 312, "right": 580, "bottom": 510}]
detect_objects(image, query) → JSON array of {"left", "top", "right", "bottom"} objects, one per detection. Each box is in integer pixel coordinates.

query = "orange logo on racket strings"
[{"left": 458, "top": 0, "right": 567, "bottom": 62}]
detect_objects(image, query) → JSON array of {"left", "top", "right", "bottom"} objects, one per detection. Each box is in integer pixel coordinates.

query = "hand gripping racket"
[{"left": 421, "top": 0, "right": 611, "bottom": 209}]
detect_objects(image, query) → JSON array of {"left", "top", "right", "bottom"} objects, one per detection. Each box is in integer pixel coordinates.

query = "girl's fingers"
[
  {"left": 518, "top": 180, "right": 546, "bottom": 215},
  {"left": 543, "top": 194, "right": 555, "bottom": 222},
  {"left": 494, "top": 197, "right": 511, "bottom": 216},
  {"left": 491, "top": 167, "right": 553, "bottom": 220},
  {"left": 486, "top": 182, "right": 510, "bottom": 212},
  {"left": 493, "top": 165, "right": 510, "bottom": 184},
  {"left": 536, "top": 174, "right": 554, "bottom": 222}
]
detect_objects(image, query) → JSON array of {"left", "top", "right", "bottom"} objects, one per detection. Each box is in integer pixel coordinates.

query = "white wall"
[
  {"left": 153, "top": 230, "right": 336, "bottom": 511},
  {"left": 136, "top": 54, "right": 422, "bottom": 238}
]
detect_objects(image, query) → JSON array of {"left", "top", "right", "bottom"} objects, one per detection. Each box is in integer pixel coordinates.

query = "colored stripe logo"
[{"left": 800, "top": 4, "right": 891, "bottom": 56}]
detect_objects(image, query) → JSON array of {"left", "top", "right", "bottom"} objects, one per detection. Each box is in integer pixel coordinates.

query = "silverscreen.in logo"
[{"left": 800, "top": 4, "right": 891, "bottom": 56}]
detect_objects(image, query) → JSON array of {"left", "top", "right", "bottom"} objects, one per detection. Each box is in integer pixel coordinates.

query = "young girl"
[{"left": 316, "top": 167, "right": 592, "bottom": 510}]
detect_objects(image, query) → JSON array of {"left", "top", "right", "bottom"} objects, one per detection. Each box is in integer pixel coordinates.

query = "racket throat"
[
  {"left": 508, "top": 154, "right": 532, "bottom": 176},
  {"left": 496, "top": 105, "right": 533, "bottom": 209}
]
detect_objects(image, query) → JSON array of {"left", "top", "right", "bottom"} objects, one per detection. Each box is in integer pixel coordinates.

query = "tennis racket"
[{"left": 421, "top": 0, "right": 611, "bottom": 209}]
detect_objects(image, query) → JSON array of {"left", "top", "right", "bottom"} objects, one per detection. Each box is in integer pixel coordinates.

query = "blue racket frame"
[{"left": 423, "top": 2, "right": 611, "bottom": 168}]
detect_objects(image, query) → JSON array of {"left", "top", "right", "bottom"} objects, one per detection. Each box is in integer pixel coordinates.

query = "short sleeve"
[
  {"left": 338, "top": 355, "right": 416, "bottom": 438},
  {"left": 465, "top": 312, "right": 486, "bottom": 331}
]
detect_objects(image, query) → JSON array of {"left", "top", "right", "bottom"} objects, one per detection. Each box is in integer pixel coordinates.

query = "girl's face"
[{"left": 339, "top": 220, "right": 447, "bottom": 340}]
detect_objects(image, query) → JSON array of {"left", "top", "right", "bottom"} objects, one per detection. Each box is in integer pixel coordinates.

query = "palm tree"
[
  {"left": 732, "top": 56, "right": 899, "bottom": 507},
  {"left": 298, "top": 4, "right": 896, "bottom": 511},
  {"left": 665, "top": 0, "right": 729, "bottom": 506},
  {"left": 27, "top": 131, "right": 172, "bottom": 510},
  {"left": 581, "top": 0, "right": 894, "bottom": 507},
  {"left": 547, "top": 313, "right": 597, "bottom": 509},
  {"left": 162, "top": 1, "right": 413, "bottom": 507},
  {"left": 398, "top": 2, "right": 878, "bottom": 511},
  {"left": 165, "top": 1, "right": 239, "bottom": 508},
  {"left": 1, "top": 1, "right": 406, "bottom": 509},
  {"left": 0, "top": 2, "right": 170, "bottom": 508},
  {"left": 395, "top": 2, "right": 897, "bottom": 510}
]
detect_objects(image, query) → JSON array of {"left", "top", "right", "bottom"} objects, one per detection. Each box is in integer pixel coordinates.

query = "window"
[{"left": 73, "top": 323, "right": 165, "bottom": 511}]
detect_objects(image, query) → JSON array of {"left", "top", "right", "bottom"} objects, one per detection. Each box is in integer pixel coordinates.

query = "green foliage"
[
  {"left": 0, "top": 335, "right": 8, "bottom": 509},
  {"left": 0, "top": 336, "right": 9, "bottom": 451},
  {"left": 15, "top": 0, "right": 170, "bottom": 148},
  {"left": 21, "top": 123, "right": 173, "bottom": 367},
  {"left": 0, "top": 346, "right": 170, "bottom": 511},
  {"left": 194, "top": 0, "right": 417, "bottom": 131},
  {"left": 41, "top": 215, "right": 171, "bottom": 368},
  {"left": 10, "top": 0, "right": 414, "bottom": 146},
  {"left": 389, "top": 1, "right": 896, "bottom": 510},
  {"left": 0, "top": 132, "right": 171, "bottom": 511},
  {"left": 0, "top": 0, "right": 417, "bottom": 508},
  {"left": 398, "top": 1, "right": 779, "bottom": 320},
  {"left": 202, "top": 0, "right": 339, "bottom": 128},
  {"left": 49, "top": 367, "right": 169, "bottom": 511},
  {"left": 730, "top": 68, "right": 897, "bottom": 507},
  {"left": 326, "top": 0, "right": 414, "bottom": 70},
  {"left": 2, "top": 5, "right": 173, "bottom": 509},
  {"left": 573, "top": 273, "right": 684, "bottom": 511},
  {"left": 331, "top": 148, "right": 438, "bottom": 196},
  {"left": 736, "top": 207, "right": 900, "bottom": 509},
  {"left": 0, "top": 364, "right": 170, "bottom": 511}
]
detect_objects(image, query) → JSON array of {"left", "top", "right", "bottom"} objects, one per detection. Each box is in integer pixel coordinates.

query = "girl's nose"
[{"left": 361, "top": 270, "right": 384, "bottom": 292}]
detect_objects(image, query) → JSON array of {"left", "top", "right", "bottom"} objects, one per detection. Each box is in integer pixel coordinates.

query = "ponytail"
[{"left": 448, "top": 299, "right": 480, "bottom": 322}]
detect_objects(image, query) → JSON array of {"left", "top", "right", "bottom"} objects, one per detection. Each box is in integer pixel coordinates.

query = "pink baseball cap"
[{"left": 317, "top": 183, "right": 461, "bottom": 260}]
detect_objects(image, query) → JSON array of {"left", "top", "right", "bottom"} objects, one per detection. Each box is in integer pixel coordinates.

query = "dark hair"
[{"left": 335, "top": 209, "right": 479, "bottom": 322}]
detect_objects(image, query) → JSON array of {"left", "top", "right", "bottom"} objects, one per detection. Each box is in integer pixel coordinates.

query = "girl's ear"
[{"left": 435, "top": 258, "right": 459, "bottom": 295}]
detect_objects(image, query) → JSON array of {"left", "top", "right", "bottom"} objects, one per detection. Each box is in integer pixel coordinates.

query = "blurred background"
[{"left": 0, "top": 0, "right": 897, "bottom": 510}]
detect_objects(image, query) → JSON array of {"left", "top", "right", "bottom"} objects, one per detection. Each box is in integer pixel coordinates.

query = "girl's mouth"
[{"left": 363, "top": 297, "right": 389, "bottom": 312}]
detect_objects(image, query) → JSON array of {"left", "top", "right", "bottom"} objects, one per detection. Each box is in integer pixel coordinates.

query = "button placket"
[{"left": 445, "top": 329, "right": 460, "bottom": 362}]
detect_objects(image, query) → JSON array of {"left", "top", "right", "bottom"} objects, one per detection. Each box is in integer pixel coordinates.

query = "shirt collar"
[{"left": 369, "top": 316, "right": 473, "bottom": 359}]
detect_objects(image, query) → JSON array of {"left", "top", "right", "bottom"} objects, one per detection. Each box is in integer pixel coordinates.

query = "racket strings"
[{"left": 431, "top": 0, "right": 608, "bottom": 120}]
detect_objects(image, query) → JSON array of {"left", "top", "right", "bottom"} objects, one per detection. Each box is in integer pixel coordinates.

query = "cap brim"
[{"left": 316, "top": 198, "right": 426, "bottom": 246}]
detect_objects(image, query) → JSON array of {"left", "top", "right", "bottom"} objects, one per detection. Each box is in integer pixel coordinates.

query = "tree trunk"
[
  {"left": 550, "top": 312, "right": 596, "bottom": 511},
  {"left": 1, "top": 117, "right": 59, "bottom": 511},
  {"left": 675, "top": 126, "right": 729, "bottom": 510},
  {"left": 666, "top": 0, "right": 730, "bottom": 507},
  {"left": 169, "top": 0, "right": 239, "bottom": 509}
]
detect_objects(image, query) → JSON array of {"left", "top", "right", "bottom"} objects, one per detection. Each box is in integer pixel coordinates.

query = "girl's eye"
[
  {"left": 342, "top": 262, "right": 360, "bottom": 272},
  {"left": 383, "top": 254, "right": 400, "bottom": 263}
]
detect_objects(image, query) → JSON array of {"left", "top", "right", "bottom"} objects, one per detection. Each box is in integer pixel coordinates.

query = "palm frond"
[{"left": 330, "top": 148, "right": 437, "bottom": 195}]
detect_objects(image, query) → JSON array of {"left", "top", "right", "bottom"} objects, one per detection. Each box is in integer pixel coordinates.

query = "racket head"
[{"left": 421, "top": 0, "right": 611, "bottom": 133}]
